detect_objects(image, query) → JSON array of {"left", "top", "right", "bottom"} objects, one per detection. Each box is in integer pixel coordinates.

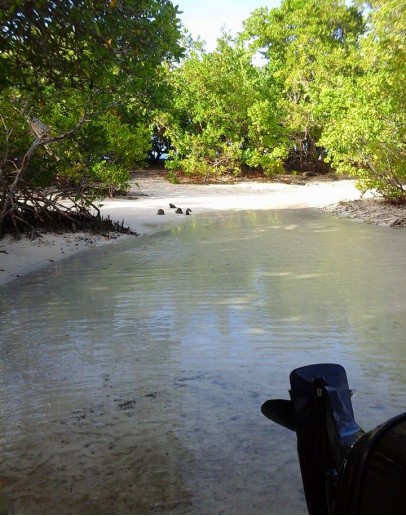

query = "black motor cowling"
[
  {"left": 334, "top": 412, "right": 406, "bottom": 514},
  {"left": 261, "top": 363, "right": 406, "bottom": 514}
]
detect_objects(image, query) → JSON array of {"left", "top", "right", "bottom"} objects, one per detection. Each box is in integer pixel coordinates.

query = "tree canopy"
[
  {"left": 319, "top": 0, "right": 406, "bottom": 200},
  {"left": 0, "top": 0, "right": 183, "bottom": 236},
  {"left": 160, "top": 36, "right": 286, "bottom": 179},
  {"left": 160, "top": 0, "right": 405, "bottom": 201}
]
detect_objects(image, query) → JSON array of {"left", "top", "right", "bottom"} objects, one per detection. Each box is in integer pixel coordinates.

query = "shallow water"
[{"left": 0, "top": 208, "right": 405, "bottom": 514}]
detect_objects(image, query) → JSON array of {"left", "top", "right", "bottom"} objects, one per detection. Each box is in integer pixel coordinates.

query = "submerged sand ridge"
[{"left": 0, "top": 176, "right": 369, "bottom": 286}]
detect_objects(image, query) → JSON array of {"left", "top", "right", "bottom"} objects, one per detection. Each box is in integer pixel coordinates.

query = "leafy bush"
[
  {"left": 162, "top": 37, "right": 287, "bottom": 178},
  {"left": 91, "top": 160, "right": 129, "bottom": 197},
  {"left": 319, "top": 0, "right": 406, "bottom": 201},
  {"left": 0, "top": 0, "right": 184, "bottom": 236}
]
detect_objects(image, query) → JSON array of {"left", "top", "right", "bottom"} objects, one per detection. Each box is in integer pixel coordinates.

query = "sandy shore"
[{"left": 0, "top": 175, "right": 371, "bottom": 286}]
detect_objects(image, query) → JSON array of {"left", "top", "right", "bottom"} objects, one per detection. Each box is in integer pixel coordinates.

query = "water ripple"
[{"left": 0, "top": 209, "right": 405, "bottom": 513}]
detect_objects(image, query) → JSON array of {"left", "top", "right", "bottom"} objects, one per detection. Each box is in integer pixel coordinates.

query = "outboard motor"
[{"left": 261, "top": 363, "right": 406, "bottom": 514}]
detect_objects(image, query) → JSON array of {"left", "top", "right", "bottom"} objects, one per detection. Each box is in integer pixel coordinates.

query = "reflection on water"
[{"left": 0, "top": 208, "right": 405, "bottom": 514}]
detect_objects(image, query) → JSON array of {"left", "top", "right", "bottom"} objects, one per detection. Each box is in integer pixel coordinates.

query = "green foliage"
[
  {"left": 245, "top": 99, "right": 287, "bottom": 175},
  {"left": 101, "top": 114, "right": 151, "bottom": 169},
  {"left": 319, "top": 0, "right": 406, "bottom": 200},
  {"left": 0, "top": 0, "right": 184, "bottom": 235},
  {"left": 68, "top": 113, "right": 150, "bottom": 195},
  {"left": 0, "top": 83, "right": 152, "bottom": 196},
  {"left": 91, "top": 160, "right": 129, "bottom": 197},
  {"left": 0, "top": 89, "right": 31, "bottom": 163},
  {"left": 0, "top": 0, "right": 184, "bottom": 92},
  {"left": 162, "top": 36, "right": 287, "bottom": 178},
  {"left": 239, "top": 0, "right": 406, "bottom": 199},
  {"left": 242, "top": 0, "right": 364, "bottom": 173}
]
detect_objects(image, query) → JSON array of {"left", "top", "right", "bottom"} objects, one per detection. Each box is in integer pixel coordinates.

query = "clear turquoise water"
[{"left": 0, "top": 208, "right": 405, "bottom": 513}]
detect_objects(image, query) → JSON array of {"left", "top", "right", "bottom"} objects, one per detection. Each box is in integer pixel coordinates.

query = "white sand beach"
[{"left": 0, "top": 176, "right": 366, "bottom": 286}]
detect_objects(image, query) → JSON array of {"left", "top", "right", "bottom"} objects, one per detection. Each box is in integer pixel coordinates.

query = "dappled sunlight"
[
  {"left": 258, "top": 271, "right": 292, "bottom": 277},
  {"left": 293, "top": 273, "right": 327, "bottom": 280},
  {"left": 245, "top": 327, "right": 268, "bottom": 335},
  {"left": 210, "top": 296, "right": 254, "bottom": 306}
]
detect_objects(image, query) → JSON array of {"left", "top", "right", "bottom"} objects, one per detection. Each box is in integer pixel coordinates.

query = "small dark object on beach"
[
  {"left": 175, "top": 208, "right": 183, "bottom": 214},
  {"left": 157, "top": 209, "right": 165, "bottom": 215},
  {"left": 169, "top": 203, "right": 177, "bottom": 208},
  {"left": 186, "top": 208, "right": 192, "bottom": 215}
]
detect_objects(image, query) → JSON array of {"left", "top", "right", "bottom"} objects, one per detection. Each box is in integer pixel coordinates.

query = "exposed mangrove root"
[
  {"left": 0, "top": 181, "right": 137, "bottom": 239},
  {"left": 322, "top": 198, "right": 406, "bottom": 228},
  {"left": 0, "top": 204, "right": 137, "bottom": 239},
  {"left": 0, "top": 94, "right": 138, "bottom": 240}
]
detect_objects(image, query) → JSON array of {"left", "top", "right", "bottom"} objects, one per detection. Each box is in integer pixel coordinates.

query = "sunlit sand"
[{"left": 0, "top": 177, "right": 365, "bottom": 286}]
